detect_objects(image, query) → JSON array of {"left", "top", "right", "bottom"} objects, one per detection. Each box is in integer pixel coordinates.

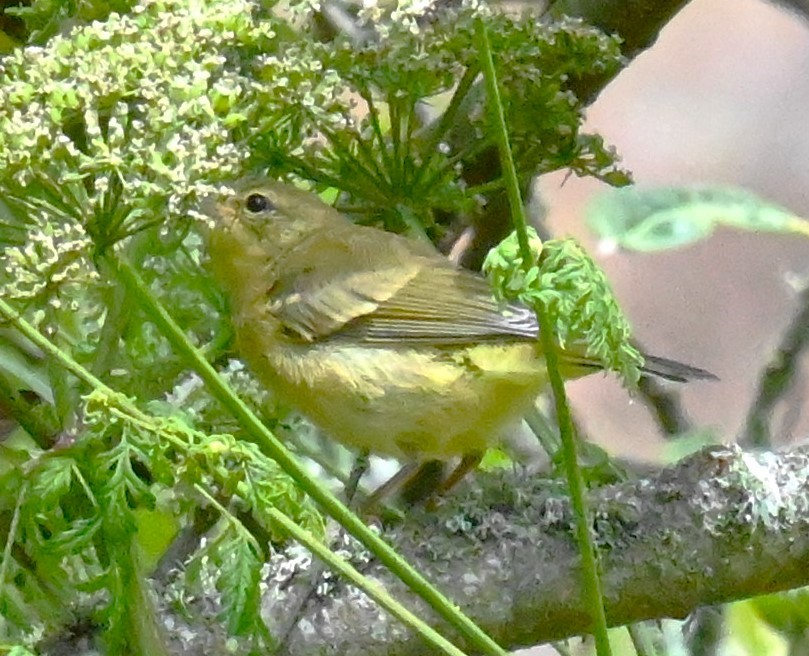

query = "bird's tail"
[
  {"left": 560, "top": 352, "right": 717, "bottom": 383},
  {"left": 638, "top": 354, "right": 717, "bottom": 383}
]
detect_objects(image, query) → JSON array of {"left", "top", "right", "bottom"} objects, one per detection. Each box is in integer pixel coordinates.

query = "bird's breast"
[{"left": 238, "top": 324, "right": 547, "bottom": 459}]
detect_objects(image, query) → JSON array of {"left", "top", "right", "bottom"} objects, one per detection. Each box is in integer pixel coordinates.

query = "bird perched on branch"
[{"left": 205, "top": 179, "right": 713, "bottom": 500}]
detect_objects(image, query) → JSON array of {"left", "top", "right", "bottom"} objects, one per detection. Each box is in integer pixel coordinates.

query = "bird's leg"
[
  {"left": 426, "top": 452, "right": 483, "bottom": 510},
  {"left": 343, "top": 449, "right": 370, "bottom": 504},
  {"left": 369, "top": 452, "right": 484, "bottom": 510},
  {"left": 363, "top": 460, "right": 424, "bottom": 510},
  {"left": 398, "top": 460, "right": 447, "bottom": 506}
]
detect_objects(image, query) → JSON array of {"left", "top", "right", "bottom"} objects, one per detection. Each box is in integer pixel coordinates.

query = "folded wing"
[{"left": 267, "top": 228, "right": 537, "bottom": 345}]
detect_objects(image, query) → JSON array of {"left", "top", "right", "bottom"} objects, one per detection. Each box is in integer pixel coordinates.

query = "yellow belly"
[{"left": 239, "top": 330, "right": 548, "bottom": 460}]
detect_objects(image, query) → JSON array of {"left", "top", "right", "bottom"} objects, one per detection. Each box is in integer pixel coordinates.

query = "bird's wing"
[
  {"left": 268, "top": 228, "right": 715, "bottom": 380},
  {"left": 267, "top": 229, "right": 537, "bottom": 345},
  {"left": 343, "top": 266, "right": 538, "bottom": 344}
]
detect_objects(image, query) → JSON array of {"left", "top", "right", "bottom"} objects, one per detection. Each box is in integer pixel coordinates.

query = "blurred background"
[{"left": 536, "top": 0, "right": 809, "bottom": 463}]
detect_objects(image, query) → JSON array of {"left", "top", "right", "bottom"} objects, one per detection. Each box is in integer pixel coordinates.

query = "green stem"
[
  {"left": 551, "top": 641, "right": 574, "bottom": 656},
  {"left": 0, "top": 287, "right": 501, "bottom": 655},
  {"left": 413, "top": 63, "right": 480, "bottom": 190},
  {"left": 0, "top": 482, "right": 27, "bottom": 602},
  {"left": 627, "top": 623, "right": 657, "bottom": 656},
  {"left": 0, "top": 299, "right": 130, "bottom": 411},
  {"left": 105, "top": 533, "right": 171, "bottom": 656},
  {"left": 201, "top": 482, "right": 440, "bottom": 652},
  {"left": 0, "top": 374, "right": 54, "bottom": 448},
  {"left": 475, "top": 16, "right": 612, "bottom": 656},
  {"left": 388, "top": 91, "right": 402, "bottom": 186},
  {"left": 194, "top": 485, "right": 263, "bottom": 550},
  {"left": 321, "top": 124, "right": 390, "bottom": 199},
  {"left": 267, "top": 507, "right": 468, "bottom": 656},
  {"left": 104, "top": 257, "right": 506, "bottom": 656},
  {"left": 475, "top": 18, "right": 530, "bottom": 260},
  {"left": 524, "top": 405, "right": 561, "bottom": 457},
  {"left": 362, "top": 87, "right": 396, "bottom": 185},
  {"left": 537, "top": 301, "right": 612, "bottom": 656},
  {"left": 91, "top": 261, "right": 129, "bottom": 379}
]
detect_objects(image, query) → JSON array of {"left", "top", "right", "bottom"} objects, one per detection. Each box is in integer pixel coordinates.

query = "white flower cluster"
[
  {"left": 0, "top": 0, "right": 354, "bottom": 303},
  {"left": 0, "top": 216, "right": 98, "bottom": 306},
  {"left": 0, "top": 0, "right": 345, "bottom": 225},
  {"left": 358, "top": 0, "right": 441, "bottom": 36}
]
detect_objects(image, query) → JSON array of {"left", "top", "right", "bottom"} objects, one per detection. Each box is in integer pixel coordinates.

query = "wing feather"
[
  {"left": 267, "top": 226, "right": 537, "bottom": 345},
  {"left": 342, "top": 267, "right": 538, "bottom": 344}
]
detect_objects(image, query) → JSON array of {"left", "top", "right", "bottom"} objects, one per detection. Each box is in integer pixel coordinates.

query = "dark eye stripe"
[{"left": 246, "top": 193, "right": 275, "bottom": 213}]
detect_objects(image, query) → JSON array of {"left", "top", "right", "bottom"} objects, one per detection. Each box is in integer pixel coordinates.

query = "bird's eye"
[{"left": 245, "top": 193, "right": 275, "bottom": 214}]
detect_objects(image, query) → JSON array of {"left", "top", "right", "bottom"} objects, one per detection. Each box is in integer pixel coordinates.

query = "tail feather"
[
  {"left": 639, "top": 354, "right": 717, "bottom": 383},
  {"left": 560, "top": 352, "right": 717, "bottom": 383}
]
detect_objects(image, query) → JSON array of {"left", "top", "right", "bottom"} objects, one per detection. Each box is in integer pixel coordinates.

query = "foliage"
[
  {"left": 0, "top": 382, "right": 321, "bottom": 651},
  {"left": 483, "top": 231, "right": 643, "bottom": 386},
  {"left": 0, "top": 0, "right": 638, "bottom": 652},
  {"left": 587, "top": 184, "right": 809, "bottom": 252},
  {"left": 276, "top": 7, "right": 630, "bottom": 238},
  {"left": 6, "top": 0, "right": 138, "bottom": 44}
]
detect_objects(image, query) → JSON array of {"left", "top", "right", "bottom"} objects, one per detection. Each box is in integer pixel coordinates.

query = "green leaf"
[
  {"left": 213, "top": 528, "right": 268, "bottom": 641},
  {"left": 750, "top": 589, "right": 809, "bottom": 639},
  {"left": 134, "top": 505, "right": 179, "bottom": 571},
  {"left": 660, "top": 428, "right": 719, "bottom": 464},
  {"left": 587, "top": 185, "right": 809, "bottom": 252},
  {"left": 725, "top": 598, "right": 789, "bottom": 656},
  {"left": 479, "top": 448, "right": 513, "bottom": 471},
  {"left": 483, "top": 232, "right": 644, "bottom": 387},
  {"left": 8, "top": 646, "right": 38, "bottom": 656}
]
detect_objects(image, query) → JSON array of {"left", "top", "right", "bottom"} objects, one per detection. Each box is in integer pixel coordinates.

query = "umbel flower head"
[{"left": 0, "top": 0, "right": 625, "bottom": 310}]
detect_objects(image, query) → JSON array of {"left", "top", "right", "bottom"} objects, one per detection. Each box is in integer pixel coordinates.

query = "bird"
[{"left": 205, "top": 178, "right": 714, "bottom": 499}]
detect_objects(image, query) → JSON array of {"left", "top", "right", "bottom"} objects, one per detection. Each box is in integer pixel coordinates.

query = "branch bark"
[
  {"left": 453, "top": 0, "right": 697, "bottom": 271},
  {"left": 547, "top": 0, "right": 693, "bottom": 68},
  {"left": 258, "top": 444, "right": 809, "bottom": 655}
]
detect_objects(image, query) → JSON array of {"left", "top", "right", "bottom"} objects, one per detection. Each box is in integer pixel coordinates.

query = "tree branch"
[
  {"left": 255, "top": 444, "right": 809, "bottom": 655},
  {"left": 547, "top": 0, "right": 693, "bottom": 69},
  {"left": 453, "top": 0, "right": 697, "bottom": 271}
]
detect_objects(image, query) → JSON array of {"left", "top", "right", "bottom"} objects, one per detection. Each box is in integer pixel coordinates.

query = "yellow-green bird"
[{"left": 205, "top": 179, "right": 712, "bottom": 491}]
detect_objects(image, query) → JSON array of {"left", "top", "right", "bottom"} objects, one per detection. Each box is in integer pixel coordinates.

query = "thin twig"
[
  {"left": 740, "top": 283, "right": 809, "bottom": 448},
  {"left": 637, "top": 373, "right": 692, "bottom": 436}
]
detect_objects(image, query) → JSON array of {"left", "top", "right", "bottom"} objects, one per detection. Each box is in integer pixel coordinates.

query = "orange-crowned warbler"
[{"left": 205, "top": 179, "right": 713, "bottom": 494}]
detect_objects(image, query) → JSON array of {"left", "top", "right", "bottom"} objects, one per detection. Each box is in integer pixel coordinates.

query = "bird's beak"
[
  {"left": 199, "top": 193, "right": 221, "bottom": 219},
  {"left": 198, "top": 190, "right": 238, "bottom": 230}
]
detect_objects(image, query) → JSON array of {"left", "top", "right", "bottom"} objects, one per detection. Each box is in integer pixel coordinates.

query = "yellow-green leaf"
[{"left": 587, "top": 186, "right": 809, "bottom": 252}]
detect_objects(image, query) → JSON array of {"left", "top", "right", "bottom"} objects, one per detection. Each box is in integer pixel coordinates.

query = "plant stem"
[
  {"left": 104, "top": 257, "right": 506, "bottom": 656},
  {"left": 267, "top": 505, "right": 469, "bottom": 656},
  {"left": 474, "top": 19, "right": 530, "bottom": 259},
  {"left": 538, "top": 298, "right": 612, "bottom": 656},
  {"left": 0, "top": 482, "right": 27, "bottom": 603},
  {"left": 475, "top": 16, "right": 612, "bottom": 656}
]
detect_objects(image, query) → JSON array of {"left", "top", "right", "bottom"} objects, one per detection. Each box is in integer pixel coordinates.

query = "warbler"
[{"left": 205, "top": 179, "right": 712, "bottom": 490}]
